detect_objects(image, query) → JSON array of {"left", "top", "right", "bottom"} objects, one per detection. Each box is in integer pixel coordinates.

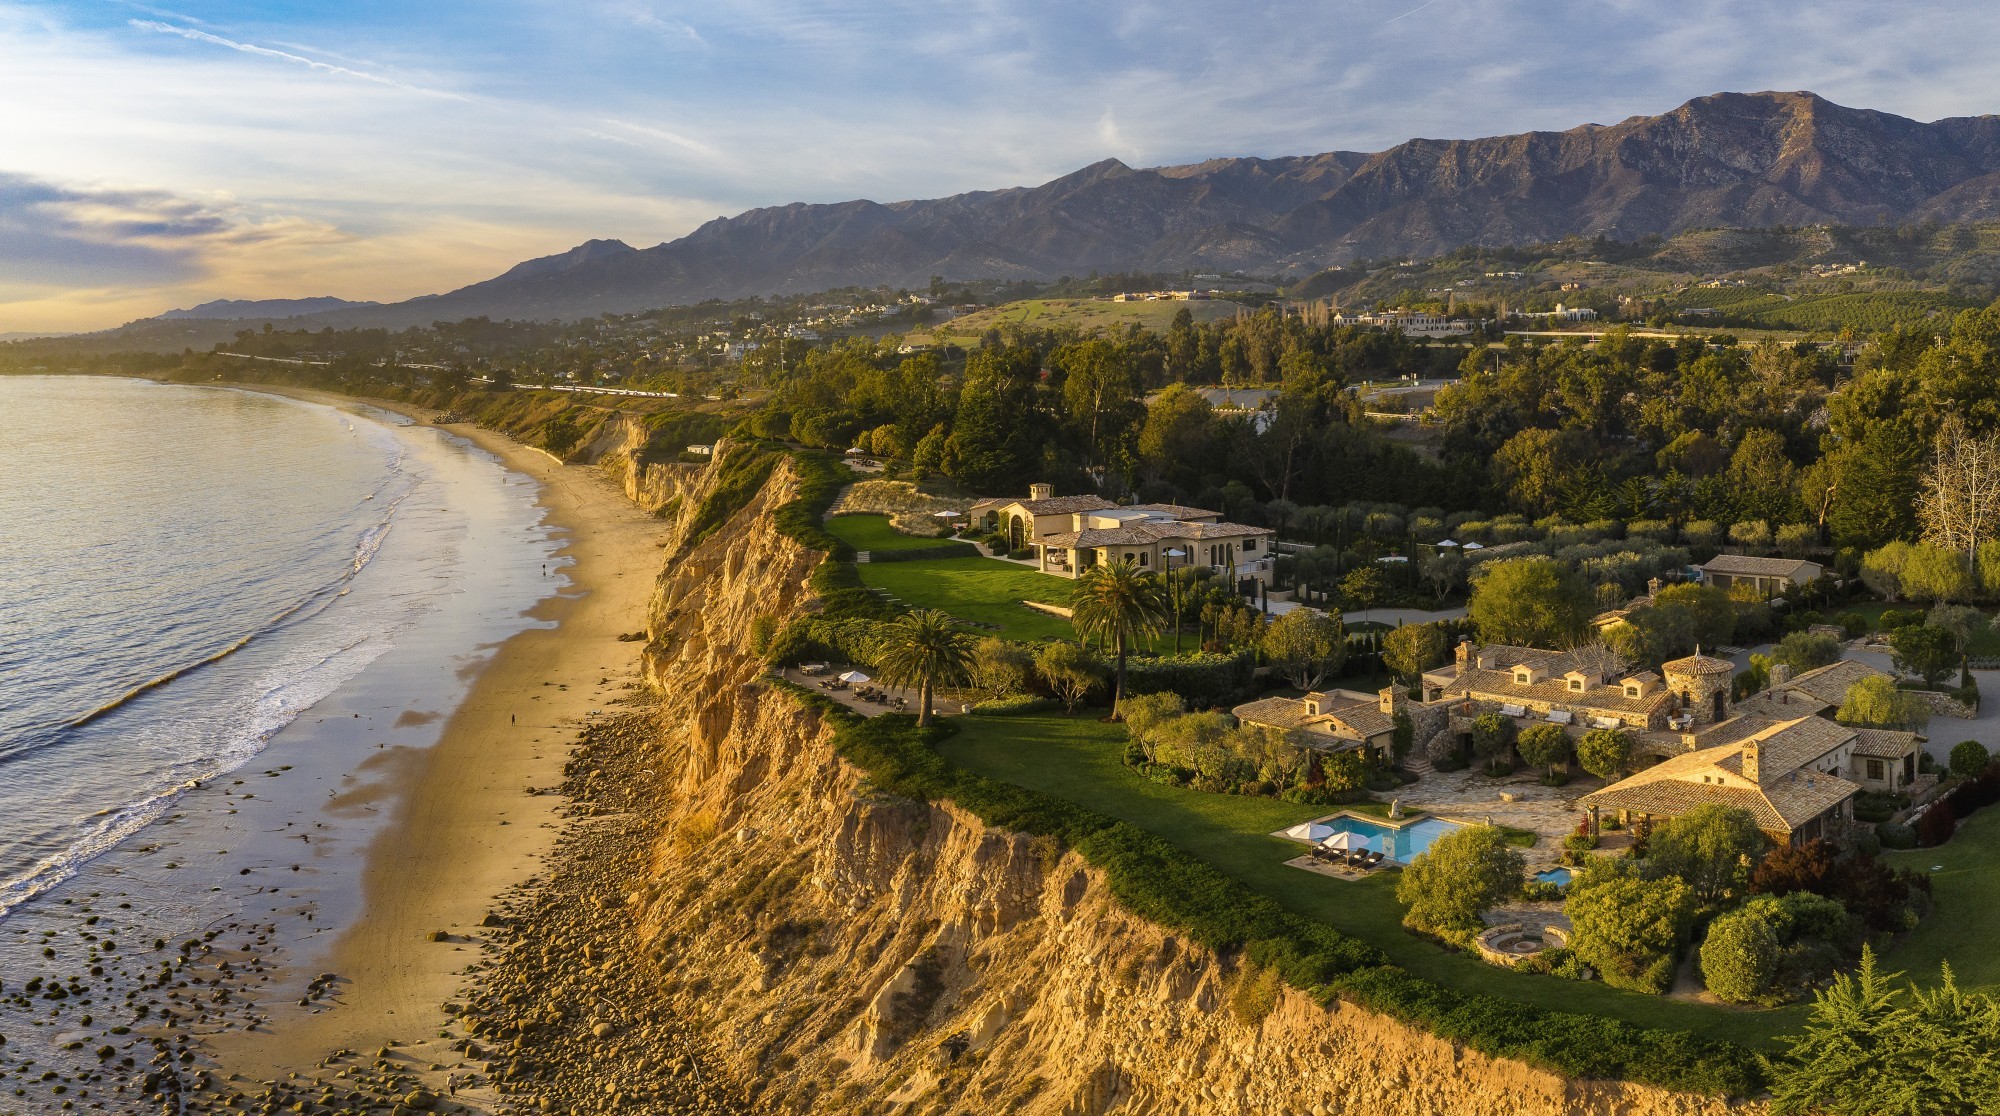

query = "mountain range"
[
  {"left": 159, "top": 297, "right": 378, "bottom": 320},
  {"left": 163, "top": 91, "right": 2000, "bottom": 329}
]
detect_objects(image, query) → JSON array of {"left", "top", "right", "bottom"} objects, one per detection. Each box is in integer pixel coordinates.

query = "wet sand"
[{"left": 208, "top": 387, "right": 673, "bottom": 1077}]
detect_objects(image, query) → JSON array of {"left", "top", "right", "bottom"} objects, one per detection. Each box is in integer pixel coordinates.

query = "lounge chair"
[{"left": 1362, "top": 851, "right": 1386, "bottom": 868}]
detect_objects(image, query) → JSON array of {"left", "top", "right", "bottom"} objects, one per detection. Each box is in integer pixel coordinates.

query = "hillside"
[
  {"left": 230, "top": 90, "right": 2000, "bottom": 329},
  {"left": 911, "top": 296, "right": 1248, "bottom": 344}
]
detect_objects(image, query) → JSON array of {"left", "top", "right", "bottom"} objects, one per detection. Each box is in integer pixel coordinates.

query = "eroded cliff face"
[{"left": 625, "top": 459, "right": 1753, "bottom": 1116}]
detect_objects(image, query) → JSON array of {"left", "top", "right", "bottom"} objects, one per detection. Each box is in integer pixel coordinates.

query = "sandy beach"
[{"left": 201, "top": 387, "right": 672, "bottom": 1078}]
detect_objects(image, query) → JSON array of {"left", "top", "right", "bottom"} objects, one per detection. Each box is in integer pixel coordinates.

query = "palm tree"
[
  {"left": 872, "top": 609, "right": 973, "bottom": 726},
  {"left": 1070, "top": 560, "right": 1168, "bottom": 718}
]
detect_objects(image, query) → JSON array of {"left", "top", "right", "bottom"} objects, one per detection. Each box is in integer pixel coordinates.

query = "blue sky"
[{"left": 8, "top": 0, "right": 2000, "bottom": 331}]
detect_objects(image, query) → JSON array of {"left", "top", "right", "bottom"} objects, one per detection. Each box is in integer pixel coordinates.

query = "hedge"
[
  {"left": 865, "top": 541, "right": 980, "bottom": 562},
  {"left": 743, "top": 447, "right": 1759, "bottom": 1095},
  {"left": 1119, "top": 650, "right": 1258, "bottom": 709},
  {"left": 970, "top": 694, "right": 1058, "bottom": 716}
]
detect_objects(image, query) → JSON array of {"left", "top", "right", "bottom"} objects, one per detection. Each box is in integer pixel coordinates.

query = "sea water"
[{"left": 0, "top": 376, "right": 562, "bottom": 920}]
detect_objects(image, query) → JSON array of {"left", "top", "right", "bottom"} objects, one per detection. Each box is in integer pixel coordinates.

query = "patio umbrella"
[
  {"left": 932, "top": 509, "right": 963, "bottom": 518},
  {"left": 1320, "top": 831, "right": 1367, "bottom": 851},
  {"left": 838, "top": 670, "right": 871, "bottom": 684},
  {"left": 1284, "top": 822, "right": 1334, "bottom": 842}
]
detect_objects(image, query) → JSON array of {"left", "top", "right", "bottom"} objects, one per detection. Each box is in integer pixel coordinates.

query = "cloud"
[
  {"left": 128, "top": 19, "right": 468, "bottom": 100},
  {"left": 0, "top": 172, "right": 341, "bottom": 283},
  {"left": 606, "top": 4, "right": 709, "bottom": 48}
]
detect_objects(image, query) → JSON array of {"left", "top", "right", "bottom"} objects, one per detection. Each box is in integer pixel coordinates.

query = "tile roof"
[
  {"left": 1782, "top": 659, "right": 1885, "bottom": 708},
  {"left": 1039, "top": 519, "right": 1272, "bottom": 549},
  {"left": 1726, "top": 716, "right": 1855, "bottom": 778},
  {"left": 1662, "top": 651, "right": 1735, "bottom": 677},
  {"left": 1232, "top": 696, "right": 1314, "bottom": 730},
  {"left": 1851, "top": 728, "right": 1920, "bottom": 759},
  {"left": 1232, "top": 694, "right": 1393, "bottom": 742},
  {"left": 1582, "top": 713, "right": 1863, "bottom": 834},
  {"left": 1018, "top": 495, "right": 1119, "bottom": 515},
  {"left": 1701, "top": 555, "right": 1822, "bottom": 577},
  {"left": 1124, "top": 503, "right": 1221, "bottom": 520},
  {"left": 1438, "top": 666, "right": 1672, "bottom": 717}
]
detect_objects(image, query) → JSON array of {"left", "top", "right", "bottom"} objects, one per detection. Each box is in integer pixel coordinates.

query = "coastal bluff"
[{"left": 610, "top": 452, "right": 1759, "bottom": 1116}]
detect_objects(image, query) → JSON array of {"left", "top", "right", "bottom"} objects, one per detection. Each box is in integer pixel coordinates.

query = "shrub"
[
  {"left": 1700, "top": 909, "right": 1780, "bottom": 1004},
  {"left": 1576, "top": 727, "right": 1632, "bottom": 779},
  {"left": 1516, "top": 722, "right": 1571, "bottom": 776},
  {"left": 1835, "top": 611, "right": 1869, "bottom": 639},
  {"left": 1950, "top": 740, "right": 1991, "bottom": 780},
  {"left": 1120, "top": 650, "right": 1258, "bottom": 709},
  {"left": 1469, "top": 712, "right": 1517, "bottom": 759},
  {"left": 1395, "top": 825, "right": 1526, "bottom": 945},
  {"left": 1916, "top": 801, "right": 1957, "bottom": 847},
  {"left": 1566, "top": 862, "right": 1695, "bottom": 995},
  {"left": 1772, "top": 631, "right": 1841, "bottom": 675},
  {"left": 1877, "top": 821, "right": 1917, "bottom": 849},
  {"left": 1648, "top": 804, "right": 1765, "bottom": 907},
  {"left": 970, "top": 694, "right": 1057, "bottom": 716}
]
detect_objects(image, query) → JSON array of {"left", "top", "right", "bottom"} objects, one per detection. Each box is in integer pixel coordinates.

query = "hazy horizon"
[{"left": 10, "top": 0, "right": 2000, "bottom": 333}]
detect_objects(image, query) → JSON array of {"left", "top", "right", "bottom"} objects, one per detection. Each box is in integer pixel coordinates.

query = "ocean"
[{"left": 0, "top": 375, "right": 562, "bottom": 923}]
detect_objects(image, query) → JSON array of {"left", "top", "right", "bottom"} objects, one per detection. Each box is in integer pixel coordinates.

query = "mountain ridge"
[{"left": 175, "top": 91, "right": 2000, "bottom": 328}]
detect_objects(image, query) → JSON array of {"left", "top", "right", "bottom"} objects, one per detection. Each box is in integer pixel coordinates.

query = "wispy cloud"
[{"left": 128, "top": 19, "right": 468, "bottom": 100}]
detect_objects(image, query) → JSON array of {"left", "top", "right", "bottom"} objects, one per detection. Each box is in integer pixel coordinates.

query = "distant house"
[
  {"left": 968, "top": 484, "right": 1275, "bottom": 583},
  {"left": 1700, "top": 555, "right": 1823, "bottom": 597}
]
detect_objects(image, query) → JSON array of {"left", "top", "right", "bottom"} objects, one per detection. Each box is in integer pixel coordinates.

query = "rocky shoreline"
[{"left": 449, "top": 710, "right": 740, "bottom": 1115}]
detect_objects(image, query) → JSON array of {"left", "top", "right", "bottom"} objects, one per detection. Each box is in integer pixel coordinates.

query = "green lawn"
[
  {"left": 941, "top": 712, "right": 1803, "bottom": 1048},
  {"left": 1837, "top": 599, "right": 2000, "bottom": 659},
  {"left": 858, "top": 556, "right": 1078, "bottom": 640},
  {"left": 826, "top": 513, "right": 956, "bottom": 552},
  {"left": 1882, "top": 804, "right": 2000, "bottom": 993}
]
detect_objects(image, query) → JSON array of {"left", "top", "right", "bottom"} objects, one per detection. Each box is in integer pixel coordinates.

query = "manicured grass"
[
  {"left": 1882, "top": 804, "right": 2000, "bottom": 994},
  {"left": 858, "top": 556, "right": 1078, "bottom": 640},
  {"left": 825, "top": 513, "right": 954, "bottom": 552},
  {"left": 914, "top": 297, "right": 1245, "bottom": 345},
  {"left": 940, "top": 712, "right": 1803, "bottom": 1048}
]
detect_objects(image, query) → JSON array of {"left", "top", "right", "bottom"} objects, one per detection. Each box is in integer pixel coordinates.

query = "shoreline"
[{"left": 206, "top": 385, "right": 674, "bottom": 1079}]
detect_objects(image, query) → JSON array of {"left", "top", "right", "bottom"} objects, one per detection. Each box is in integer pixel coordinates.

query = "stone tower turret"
[{"left": 1662, "top": 648, "right": 1735, "bottom": 726}]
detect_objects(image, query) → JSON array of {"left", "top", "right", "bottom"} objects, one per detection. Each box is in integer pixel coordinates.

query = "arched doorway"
[
  {"left": 1009, "top": 515, "right": 1025, "bottom": 551},
  {"left": 1712, "top": 690, "right": 1726, "bottom": 723}
]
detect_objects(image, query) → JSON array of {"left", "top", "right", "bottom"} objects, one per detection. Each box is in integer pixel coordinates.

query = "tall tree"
[
  {"left": 1263, "top": 608, "right": 1348, "bottom": 690},
  {"left": 871, "top": 610, "right": 973, "bottom": 726},
  {"left": 1070, "top": 561, "right": 1168, "bottom": 717},
  {"left": 1467, "top": 557, "right": 1595, "bottom": 648},
  {"left": 1918, "top": 414, "right": 2000, "bottom": 565}
]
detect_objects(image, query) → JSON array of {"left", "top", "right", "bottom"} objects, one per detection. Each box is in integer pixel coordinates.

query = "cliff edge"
[{"left": 582, "top": 453, "right": 1758, "bottom": 1116}]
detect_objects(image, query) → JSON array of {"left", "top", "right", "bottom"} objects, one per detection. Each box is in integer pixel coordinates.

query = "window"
[
  {"left": 1138, "top": 551, "right": 1149, "bottom": 567},
  {"left": 1515, "top": 671, "right": 1530, "bottom": 685},
  {"left": 1242, "top": 538, "right": 1257, "bottom": 552},
  {"left": 1569, "top": 679, "right": 1584, "bottom": 692},
  {"left": 1867, "top": 758, "right": 1885, "bottom": 781}
]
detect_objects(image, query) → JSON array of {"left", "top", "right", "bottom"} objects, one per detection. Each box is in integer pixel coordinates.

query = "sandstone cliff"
[{"left": 621, "top": 456, "right": 1756, "bottom": 1116}]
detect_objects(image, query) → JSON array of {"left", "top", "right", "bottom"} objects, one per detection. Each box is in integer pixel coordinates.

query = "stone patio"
[{"left": 1397, "top": 765, "right": 1599, "bottom": 869}]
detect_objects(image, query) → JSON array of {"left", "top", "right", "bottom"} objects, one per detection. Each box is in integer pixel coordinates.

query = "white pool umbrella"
[
  {"left": 839, "top": 670, "right": 871, "bottom": 684},
  {"left": 1320, "top": 831, "right": 1367, "bottom": 851},
  {"left": 1284, "top": 822, "right": 1334, "bottom": 842}
]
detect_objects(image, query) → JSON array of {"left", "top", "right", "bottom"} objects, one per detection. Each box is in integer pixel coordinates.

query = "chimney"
[
  {"left": 1742, "top": 740, "right": 1761, "bottom": 784},
  {"left": 1770, "top": 662, "right": 1793, "bottom": 687},
  {"left": 1028, "top": 483, "right": 1053, "bottom": 502},
  {"left": 1455, "top": 638, "right": 1474, "bottom": 676}
]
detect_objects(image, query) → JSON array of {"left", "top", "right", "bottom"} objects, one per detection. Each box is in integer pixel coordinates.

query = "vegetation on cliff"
[{"left": 736, "top": 444, "right": 1763, "bottom": 1096}]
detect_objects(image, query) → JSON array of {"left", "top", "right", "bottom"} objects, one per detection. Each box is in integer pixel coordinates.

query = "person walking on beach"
[{"left": 446, "top": 1071, "right": 459, "bottom": 1097}]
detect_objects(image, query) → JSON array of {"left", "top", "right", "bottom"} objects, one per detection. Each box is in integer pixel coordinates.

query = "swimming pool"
[
  {"left": 1534, "top": 867, "right": 1573, "bottom": 886},
  {"left": 1322, "top": 815, "right": 1463, "bottom": 862}
]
